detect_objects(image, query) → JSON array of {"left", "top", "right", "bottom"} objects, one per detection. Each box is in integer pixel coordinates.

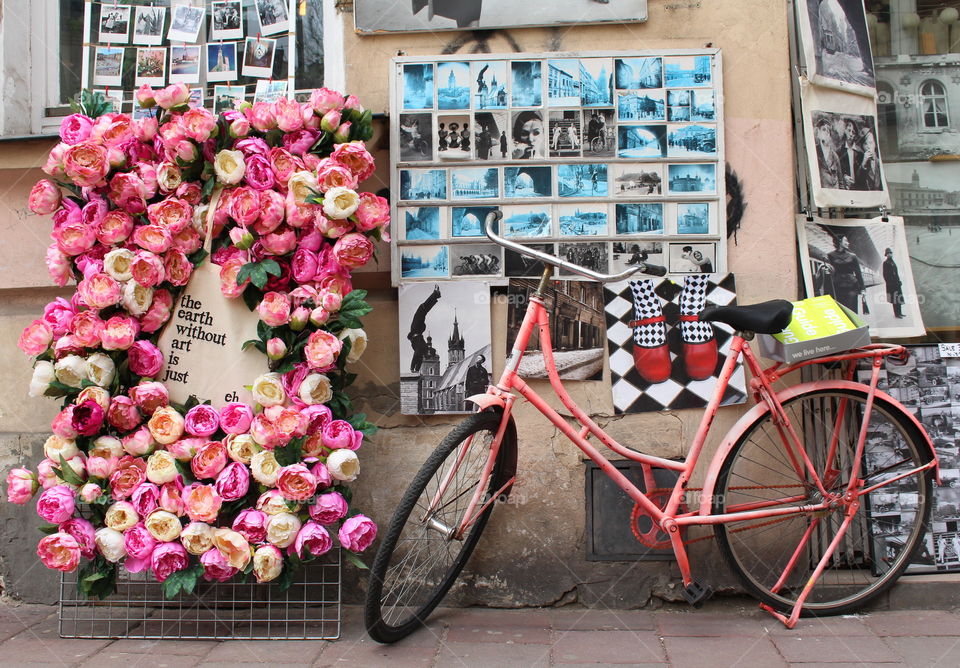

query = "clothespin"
[
  {"left": 804, "top": 207, "right": 814, "bottom": 222},
  {"left": 299, "top": 1, "right": 308, "bottom": 16},
  {"left": 879, "top": 205, "right": 889, "bottom": 222}
]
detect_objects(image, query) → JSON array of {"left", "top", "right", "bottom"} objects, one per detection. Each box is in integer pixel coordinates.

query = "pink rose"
[
  {"left": 90, "top": 113, "right": 133, "bottom": 147},
  {"left": 230, "top": 187, "right": 261, "bottom": 225},
  {"left": 107, "top": 396, "right": 142, "bottom": 431},
  {"left": 127, "top": 341, "right": 164, "bottom": 378},
  {"left": 86, "top": 455, "right": 118, "bottom": 479},
  {"left": 315, "top": 213, "right": 353, "bottom": 239},
  {"left": 136, "top": 84, "right": 156, "bottom": 107},
  {"left": 219, "top": 403, "right": 254, "bottom": 435},
  {"left": 151, "top": 541, "right": 189, "bottom": 582},
  {"left": 108, "top": 172, "right": 148, "bottom": 214},
  {"left": 321, "top": 110, "right": 341, "bottom": 133},
  {"left": 71, "top": 400, "right": 105, "bottom": 437},
  {"left": 281, "top": 129, "right": 317, "bottom": 156},
  {"left": 131, "top": 482, "right": 160, "bottom": 518},
  {"left": 304, "top": 330, "right": 342, "bottom": 370},
  {"left": 219, "top": 257, "right": 249, "bottom": 298},
  {"left": 100, "top": 315, "right": 139, "bottom": 350},
  {"left": 292, "top": 521, "right": 332, "bottom": 559},
  {"left": 246, "top": 102, "right": 277, "bottom": 132},
  {"left": 355, "top": 192, "right": 390, "bottom": 233},
  {"left": 70, "top": 310, "right": 104, "bottom": 348},
  {"left": 96, "top": 210, "right": 135, "bottom": 245},
  {"left": 267, "top": 148, "right": 302, "bottom": 186},
  {"left": 232, "top": 509, "right": 268, "bottom": 544},
  {"left": 122, "top": 426, "right": 155, "bottom": 457},
  {"left": 257, "top": 291, "right": 291, "bottom": 327},
  {"left": 316, "top": 159, "right": 359, "bottom": 191},
  {"left": 309, "top": 491, "right": 348, "bottom": 525},
  {"left": 276, "top": 463, "right": 317, "bottom": 502},
  {"left": 302, "top": 404, "right": 333, "bottom": 434},
  {"left": 45, "top": 243, "right": 72, "bottom": 287},
  {"left": 18, "top": 319, "right": 53, "bottom": 356},
  {"left": 243, "top": 154, "right": 276, "bottom": 190},
  {"left": 332, "top": 233, "right": 374, "bottom": 270},
  {"left": 37, "top": 533, "right": 81, "bottom": 572},
  {"left": 77, "top": 273, "right": 122, "bottom": 310},
  {"left": 176, "top": 181, "right": 203, "bottom": 205},
  {"left": 214, "top": 462, "right": 250, "bottom": 502},
  {"left": 147, "top": 198, "right": 193, "bottom": 235},
  {"left": 163, "top": 249, "right": 193, "bottom": 287},
  {"left": 60, "top": 517, "right": 96, "bottom": 559},
  {"left": 330, "top": 141, "right": 376, "bottom": 181},
  {"left": 154, "top": 83, "right": 190, "bottom": 110},
  {"left": 229, "top": 116, "right": 250, "bottom": 137},
  {"left": 52, "top": 407, "right": 78, "bottom": 440},
  {"left": 321, "top": 420, "right": 358, "bottom": 451},
  {"left": 309, "top": 88, "right": 343, "bottom": 115},
  {"left": 183, "top": 405, "right": 220, "bottom": 438},
  {"left": 130, "top": 381, "right": 169, "bottom": 415},
  {"left": 255, "top": 189, "right": 286, "bottom": 234},
  {"left": 183, "top": 484, "right": 223, "bottom": 523},
  {"left": 62, "top": 142, "right": 110, "bottom": 188},
  {"left": 59, "top": 114, "right": 94, "bottom": 145},
  {"left": 191, "top": 441, "right": 228, "bottom": 480},
  {"left": 260, "top": 227, "right": 298, "bottom": 256},
  {"left": 274, "top": 97, "right": 304, "bottom": 132},
  {"left": 123, "top": 522, "right": 157, "bottom": 559},
  {"left": 311, "top": 461, "right": 332, "bottom": 489},
  {"left": 36, "top": 485, "right": 76, "bottom": 524},
  {"left": 338, "top": 514, "right": 377, "bottom": 553},
  {"left": 43, "top": 297, "right": 76, "bottom": 336},
  {"left": 6, "top": 467, "right": 39, "bottom": 505},
  {"left": 29, "top": 180, "right": 62, "bottom": 215},
  {"left": 178, "top": 108, "right": 217, "bottom": 142},
  {"left": 200, "top": 547, "right": 237, "bottom": 582},
  {"left": 140, "top": 289, "right": 174, "bottom": 333},
  {"left": 334, "top": 122, "right": 352, "bottom": 143},
  {"left": 170, "top": 225, "right": 201, "bottom": 254},
  {"left": 53, "top": 221, "right": 96, "bottom": 256},
  {"left": 159, "top": 482, "right": 185, "bottom": 515},
  {"left": 129, "top": 251, "right": 164, "bottom": 288}
]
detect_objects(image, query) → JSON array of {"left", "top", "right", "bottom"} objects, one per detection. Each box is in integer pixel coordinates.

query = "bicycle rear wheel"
[
  {"left": 714, "top": 387, "right": 933, "bottom": 616},
  {"left": 364, "top": 410, "right": 515, "bottom": 643}
]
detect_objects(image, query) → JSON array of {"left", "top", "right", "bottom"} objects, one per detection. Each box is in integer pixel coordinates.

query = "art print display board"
[
  {"left": 398, "top": 280, "right": 493, "bottom": 415},
  {"left": 796, "top": 0, "right": 876, "bottom": 97},
  {"left": 797, "top": 215, "right": 925, "bottom": 339},
  {"left": 800, "top": 79, "right": 890, "bottom": 209},
  {"left": 390, "top": 51, "right": 727, "bottom": 286},
  {"left": 602, "top": 273, "right": 746, "bottom": 414}
]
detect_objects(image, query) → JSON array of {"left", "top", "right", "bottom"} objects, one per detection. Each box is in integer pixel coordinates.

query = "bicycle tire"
[
  {"left": 713, "top": 387, "right": 934, "bottom": 616},
  {"left": 364, "top": 410, "right": 515, "bottom": 643}
]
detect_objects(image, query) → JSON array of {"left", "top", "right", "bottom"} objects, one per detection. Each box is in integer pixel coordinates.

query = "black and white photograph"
[
  {"left": 668, "top": 242, "right": 716, "bottom": 274},
  {"left": 667, "top": 163, "right": 716, "bottom": 194},
  {"left": 511, "top": 61, "right": 542, "bottom": 107},
  {"left": 400, "top": 169, "right": 448, "bottom": 201},
  {"left": 437, "top": 61, "right": 470, "bottom": 110},
  {"left": 135, "top": 48, "right": 167, "bottom": 87},
  {"left": 505, "top": 243, "right": 555, "bottom": 278},
  {"left": 798, "top": 215, "right": 925, "bottom": 338},
  {"left": 398, "top": 113, "right": 433, "bottom": 162},
  {"left": 504, "top": 166, "right": 552, "bottom": 198},
  {"left": 617, "top": 124, "right": 666, "bottom": 159},
  {"left": 473, "top": 60, "right": 508, "bottom": 110},
  {"left": 169, "top": 45, "right": 202, "bottom": 84},
  {"left": 582, "top": 109, "right": 615, "bottom": 157},
  {"left": 400, "top": 245, "right": 449, "bottom": 279},
  {"left": 615, "top": 57, "right": 662, "bottom": 90},
  {"left": 558, "top": 242, "right": 609, "bottom": 277},
  {"left": 663, "top": 55, "right": 712, "bottom": 87},
  {"left": 618, "top": 90, "right": 665, "bottom": 122},
  {"left": 667, "top": 123, "right": 716, "bottom": 158},
  {"left": 616, "top": 203, "right": 663, "bottom": 234},
  {"left": 242, "top": 36, "right": 277, "bottom": 78},
  {"left": 506, "top": 279, "right": 606, "bottom": 381},
  {"left": 558, "top": 163, "right": 608, "bottom": 198},
  {"left": 452, "top": 206, "right": 499, "bottom": 237},
  {"left": 548, "top": 110, "right": 582, "bottom": 158},
  {"left": 213, "top": 85, "right": 246, "bottom": 113},
  {"left": 206, "top": 42, "right": 239, "bottom": 83},
  {"left": 92, "top": 89, "right": 122, "bottom": 113},
  {"left": 580, "top": 59, "right": 613, "bottom": 107},
  {"left": 474, "top": 112, "right": 509, "bottom": 160},
  {"left": 188, "top": 87, "right": 204, "bottom": 109},
  {"left": 690, "top": 89, "right": 716, "bottom": 121},
  {"left": 797, "top": 0, "right": 875, "bottom": 96},
  {"left": 211, "top": 1, "right": 243, "bottom": 40},
  {"left": 610, "top": 241, "right": 664, "bottom": 274},
  {"left": 676, "top": 202, "right": 711, "bottom": 235},
  {"left": 511, "top": 110, "right": 546, "bottom": 159},
  {"left": 451, "top": 167, "right": 498, "bottom": 200},
  {"left": 253, "top": 79, "right": 288, "bottom": 104},
  {"left": 398, "top": 281, "right": 492, "bottom": 416},
  {"left": 256, "top": 0, "right": 290, "bottom": 36},
  {"left": 451, "top": 244, "right": 502, "bottom": 277},
  {"left": 93, "top": 47, "right": 125, "bottom": 87},
  {"left": 402, "top": 206, "right": 442, "bottom": 241},
  {"left": 437, "top": 115, "right": 472, "bottom": 160},
  {"left": 167, "top": 4, "right": 204, "bottom": 43},
  {"left": 558, "top": 205, "right": 608, "bottom": 237},
  {"left": 611, "top": 164, "right": 662, "bottom": 196},
  {"left": 502, "top": 205, "right": 552, "bottom": 238},
  {"left": 133, "top": 5, "right": 166, "bottom": 45},
  {"left": 356, "top": 0, "right": 648, "bottom": 34},
  {"left": 402, "top": 63, "right": 434, "bottom": 110},
  {"left": 99, "top": 4, "right": 131, "bottom": 43},
  {"left": 667, "top": 89, "right": 691, "bottom": 121},
  {"left": 548, "top": 59, "right": 580, "bottom": 106}
]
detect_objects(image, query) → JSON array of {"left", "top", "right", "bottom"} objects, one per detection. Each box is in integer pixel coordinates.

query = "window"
[{"left": 920, "top": 80, "right": 948, "bottom": 129}]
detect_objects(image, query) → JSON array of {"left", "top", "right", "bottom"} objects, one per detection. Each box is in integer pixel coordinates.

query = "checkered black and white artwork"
[{"left": 603, "top": 273, "right": 746, "bottom": 413}]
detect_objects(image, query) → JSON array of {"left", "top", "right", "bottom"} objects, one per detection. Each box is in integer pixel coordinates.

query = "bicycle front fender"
[
  {"left": 466, "top": 393, "right": 505, "bottom": 411},
  {"left": 697, "top": 380, "right": 939, "bottom": 517}
]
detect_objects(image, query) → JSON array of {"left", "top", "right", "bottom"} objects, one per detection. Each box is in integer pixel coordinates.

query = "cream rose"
[
  {"left": 337, "top": 328, "right": 367, "bottom": 363},
  {"left": 145, "top": 510, "right": 182, "bottom": 542},
  {"left": 55, "top": 355, "right": 87, "bottom": 388},
  {"left": 90, "top": 435, "right": 123, "bottom": 459},
  {"left": 44, "top": 434, "right": 80, "bottom": 462},
  {"left": 287, "top": 171, "right": 319, "bottom": 206},
  {"left": 265, "top": 512, "right": 301, "bottom": 548},
  {"left": 84, "top": 353, "right": 116, "bottom": 388},
  {"left": 250, "top": 450, "right": 280, "bottom": 487},
  {"left": 77, "top": 386, "right": 110, "bottom": 412},
  {"left": 105, "top": 501, "right": 139, "bottom": 531},
  {"left": 146, "top": 450, "right": 178, "bottom": 485},
  {"left": 148, "top": 406, "right": 185, "bottom": 445},
  {"left": 94, "top": 527, "right": 127, "bottom": 562},
  {"left": 298, "top": 373, "right": 333, "bottom": 405},
  {"left": 321, "top": 186, "right": 360, "bottom": 220},
  {"left": 326, "top": 448, "right": 360, "bottom": 482},
  {"left": 251, "top": 372, "right": 286, "bottom": 407},
  {"left": 253, "top": 544, "right": 283, "bottom": 583},
  {"left": 214, "top": 149, "right": 245, "bottom": 185},
  {"left": 29, "top": 360, "right": 56, "bottom": 397},
  {"left": 103, "top": 248, "right": 135, "bottom": 282},
  {"left": 225, "top": 434, "right": 260, "bottom": 465},
  {"left": 180, "top": 521, "right": 215, "bottom": 555},
  {"left": 213, "top": 527, "right": 252, "bottom": 569},
  {"left": 122, "top": 280, "right": 154, "bottom": 317}
]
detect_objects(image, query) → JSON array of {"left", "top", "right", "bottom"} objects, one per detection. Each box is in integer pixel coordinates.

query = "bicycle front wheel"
[
  {"left": 364, "top": 410, "right": 515, "bottom": 643},
  {"left": 714, "top": 387, "right": 933, "bottom": 616}
]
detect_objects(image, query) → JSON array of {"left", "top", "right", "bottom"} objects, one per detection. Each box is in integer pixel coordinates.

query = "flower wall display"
[{"left": 6, "top": 84, "right": 387, "bottom": 598}]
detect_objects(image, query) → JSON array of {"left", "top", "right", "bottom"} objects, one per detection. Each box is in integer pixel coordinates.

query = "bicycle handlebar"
[{"left": 482, "top": 211, "right": 668, "bottom": 282}]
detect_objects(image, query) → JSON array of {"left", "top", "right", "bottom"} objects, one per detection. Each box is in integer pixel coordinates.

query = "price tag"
[{"left": 938, "top": 343, "right": 960, "bottom": 359}]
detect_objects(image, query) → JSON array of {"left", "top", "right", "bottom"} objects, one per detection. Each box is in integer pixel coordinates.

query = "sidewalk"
[{"left": 2, "top": 598, "right": 960, "bottom": 667}]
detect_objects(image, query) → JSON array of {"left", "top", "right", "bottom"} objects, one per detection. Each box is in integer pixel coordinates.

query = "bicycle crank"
[{"left": 630, "top": 490, "right": 685, "bottom": 549}]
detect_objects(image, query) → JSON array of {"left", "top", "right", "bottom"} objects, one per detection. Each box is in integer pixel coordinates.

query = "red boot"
[
  {"left": 629, "top": 316, "right": 672, "bottom": 384},
  {"left": 679, "top": 314, "right": 717, "bottom": 381}
]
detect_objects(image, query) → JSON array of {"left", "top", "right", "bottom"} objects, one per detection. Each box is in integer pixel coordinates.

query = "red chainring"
[{"left": 630, "top": 489, "right": 685, "bottom": 549}]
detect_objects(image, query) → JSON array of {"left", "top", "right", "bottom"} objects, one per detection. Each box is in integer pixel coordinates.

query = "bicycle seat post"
[{"left": 534, "top": 264, "right": 552, "bottom": 297}]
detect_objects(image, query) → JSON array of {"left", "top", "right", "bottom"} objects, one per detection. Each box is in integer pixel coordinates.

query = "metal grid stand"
[{"left": 58, "top": 549, "right": 341, "bottom": 640}]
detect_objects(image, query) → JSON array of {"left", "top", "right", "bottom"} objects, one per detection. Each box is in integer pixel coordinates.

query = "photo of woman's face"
[{"left": 519, "top": 118, "right": 544, "bottom": 153}]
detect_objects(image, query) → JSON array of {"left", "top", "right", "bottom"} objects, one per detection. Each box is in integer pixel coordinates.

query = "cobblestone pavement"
[{"left": 2, "top": 599, "right": 960, "bottom": 666}]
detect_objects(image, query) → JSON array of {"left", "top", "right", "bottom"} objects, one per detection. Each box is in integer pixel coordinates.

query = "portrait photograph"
[
  {"left": 667, "top": 163, "right": 716, "bottom": 195},
  {"left": 558, "top": 242, "right": 609, "bottom": 277},
  {"left": 511, "top": 110, "right": 546, "bottom": 160},
  {"left": 611, "top": 164, "right": 662, "bottom": 196},
  {"left": 548, "top": 110, "right": 582, "bottom": 158},
  {"left": 402, "top": 206, "right": 443, "bottom": 241},
  {"left": 213, "top": 85, "right": 247, "bottom": 113},
  {"left": 615, "top": 57, "right": 662, "bottom": 90},
  {"left": 668, "top": 242, "right": 717, "bottom": 274},
  {"left": 582, "top": 109, "right": 615, "bottom": 157},
  {"left": 617, "top": 124, "right": 667, "bottom": 159},
  {"left": 400, "top": 245, "right": 450, "bottom": 280},
  {"left": 473, "top": 60, "right": 508, "bottom": 110},
  {"left": 169, "top": 45, "right": 202, "bottom": 84},
  {"left": 557, "top": 163, "right": 608, "bottom": 198},
  {"left": 504, "top": 166, "right": 552, "bottom": 198},
  {"left": 617, "top": 90, "right": 665, "bottom": 122},
  {"left": 610, "top": 241, "right": 664, "bottom": 274},
  {"left": 133, "top": 6, "right": 166, "bottom": 45},
  {"left": 511, "top": 61, "right": 542, "bottom": 107},
  {"left": 403, "top": 63, "right": 434, "bottom": 110},
  {"left": 558, "top": 205, "right": 608, "bottom": 237},
  {"left": 400, "top": 169, "right": 448, "bottom": 201},
  {"left": 398, "top": 113, "right": 434, "bottom": 162},
  {"left": 676, "top": 202, "right": 712, "bottom": 235},
  {"left": 502, "top": 205, "right": 552, "bottom": 238},
  {"left": 666, "top": 123, "right": 716, "bottom": 158},
  {"left": 580, "top": 58, "right": 614, "bottom": 107},
  {"left": 256, "top": 0, "right": 290, "bottom": 36},
  {"left": 437, "top": 61, "right": 470, "bottom": 110},
  {"left": 135, "top": 48, "right": 167, "bottom": 87},
  {"left": 211, "top": 1, "right": 243, "bottom": 40},
  {"left": 663, "top": 55, "right": 712, "bottom": 88},
  {"left": 167, "top": 4, "right": 204, "bottom": 43},
  {"left": 474, "top": 112, "right": 509, "bottom": 160},
  {"left": 93, "top": 47, "right": 125, "bottom": 87},
  {"left": 797, "top": 0, "right": 875, "bottom": 96},
  {"left": 99, "top": 4, "right": 131, "bottom": 43},
  {"left": 505, "top": 243, "right": 556, "bottom": 278},
  {"left": 548, "top": 59, "right": 580, "bottom": 106},
  {"left": 452, "top": 206, "right": 499, "bottom": 237},
  {"left": 616, "top": 203, "right": 663, "bottom": 235},
  {"left": 206, "top": 42, "right": 239, "bottom": 83},
  {"left": 436, "top": 115, "right": 472, "bottom": 160},
  {"left": 451, "top": 167, "right": 498, "bottom": 200},
  {"left": 451, "top": 243, "right": 502, "bottom": 277}
]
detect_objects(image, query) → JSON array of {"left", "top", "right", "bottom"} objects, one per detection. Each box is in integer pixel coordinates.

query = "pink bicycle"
[{"left": 365, "top": 212, "right": 939, "bottom": 642}]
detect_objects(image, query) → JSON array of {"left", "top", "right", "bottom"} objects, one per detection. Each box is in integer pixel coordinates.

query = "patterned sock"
[
  {"left": 679, "top": 274, "right": 714, "bottom": 343},
  {"left": 629, "top": 280, "right": 666, "bottom": 347}
]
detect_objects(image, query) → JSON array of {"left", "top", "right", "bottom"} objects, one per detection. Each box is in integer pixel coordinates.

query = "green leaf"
[
  {"left": 57, "top": 455, "right": 85, "bottom": 486},
  {"left": 201, "top": 174, "right": 217, "bottom": 201},
  {"left": 44, "top": 380, "right": 78, "bottom": 398},
  {"left": 187, "top": 248, "right": 209, "bottom": 267},
  {"left": 241, "top": 285, "right": 263, "bottom": 312},
  {"left": 274, "top": 435, "right": 304, "bottom": 467},
  {"left": 257, "top": 320, "right": 270, "bottom": 343},
  {"left": 236, "top": 262, "right": 258, "bottom": 286},
  {"left": 278, "top": 562, "right": 296, "bottom": 592},
  {"left": 343, "top": 551, "right": 369, "bottom": 570},
  {"left": 251, "top": 265, "right": 269, "bottom": 290},
  {"left": 184, "top": 395, "right": 201, "bottom": 411},
  {"left": 273, "top": 360, "right": 297, "bottom": 375},
  {"left": 37, "top": 524, "right": 60, "bottom": 535},
  {"left": 242, "top": 338, "right": 266, "bottom": 353},
  {"left": 260, "top": 258, "right": 281, "bottom": 277},
  {"left": 77, "top": 557, "right": 118, "bottom": 600}
]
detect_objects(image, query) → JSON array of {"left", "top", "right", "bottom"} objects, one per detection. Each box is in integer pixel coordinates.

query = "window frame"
[{"left": 919, "top": 79, "right": 949, "bottom": 131}]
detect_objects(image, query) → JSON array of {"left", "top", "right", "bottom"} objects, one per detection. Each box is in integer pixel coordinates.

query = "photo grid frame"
[{"left": 389, "top": 51, "right": 727, "bottom": 286}]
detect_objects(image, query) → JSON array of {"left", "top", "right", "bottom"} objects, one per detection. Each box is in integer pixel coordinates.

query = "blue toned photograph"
[
  {"left": 615, "top": 57, "right": 662, "bottom": 90},
  {"left": 677, "top": 203, "right": 711, "bottom": 234},
  {"left": 617, "top": 90, "right": 665, "bottom": 122},
  {"left": 557, "top": 163, "right": 608, "bottom": 197},
  {"left": 451, "top": 167, "right": 498, "bottom": 200},
  {"left": 580, "top": 59, "right": 613, "bottom": 107},
  {"left": 558, "top": 205, "right": 608, "bottom": 236},
  {"left": 664, "top": 55, "right": 711, "bottom": 87},
  {"left": 503, "top": 206, "right": 552, "bottom": 238},
  {"left": 403, "top": 207, "right": 441, "bottom": 240},
  {"left": 403, "top": 63, "right": 434, "bottom": 110},
  {"left": 452, "top": 206, "right": 499, "bottom": 237},
  {"left": 611, "top": 164, "right": 662, "bottom": 196},
  {"left": 504, "top": 166, "right": 552, "bottom": 198},
  {"left": 511, "top": 61, "right": 542, "bottom": 107},
  {"left": 668, "top": 163, "right": 716, "bottom": 194},
  {"left": 473, "top": 60, "right": 508, "bottom": 110},
  {"left": 437, "top": 61, "right": 470, "bottom": 110},
  {"left": 690, "top": 89, "right": 716, "bottom": 121},
  {"left": 548, "top": 59, "right": 580, "bottom": 106},
  {"left": 668, "top": 105, "right": 690, "bottom": 122},
  {"left": 667, "top": 90, "right": 691, "bottom": 106},
  {"left": 400, "top": 169, "right": 447, "bottom": 201},
  {"left": 616, "top": 203, "right": 664, "bottom": 234},
  {"left": 617, "top": 125, "right": 666, "bottom": 159},
  {"left": 667, "top": 124, "right": 717, "bottom": 158},
  {"left": 401, "top": 245, "right": 448, "bottom": 279}
]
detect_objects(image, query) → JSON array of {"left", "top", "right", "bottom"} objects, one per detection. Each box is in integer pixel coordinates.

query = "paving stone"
[
  {"left": 102, "top": 639, "right": 217, "bottom": 655},
  {"left": 436, "top": 640, "right": 551, "bottom": 667},
  {"left": 550, "top": 630, "right": 666, "bottom": 664},
  {"left": 771, "top": 634, "right": 902, "bottom": 664},
  {"left": 882, "top": 636, "right": 960, "bottom": 668},
  {"left": 79, "top": 651, "right": 203, "bottom": 668},
  {"left": 862, "top": 610, "right": 960, "bottom": 637},
  {"left": 663, "top": 636, "right": 788, "bottom": 667},
  {"left": 315, "top": 641, "right": 438, "bottom": 667},
  {"left": 0, "top": 634, "right": 112, "bottom": 666},
  {"left": 445, "top": 623, "right": 552, "bottom": 644},
  {"left": 789, "top": 664, "right": 906, "bottom": 668},
  {"left": 434, "top": 607, "right": 552, "bottom": 629},
  {"left": 766, "top": 615, "right": 875, "bottom": 637},
  {"left": 656, "top": 610, "right": 772, "bottom": 637},
  {"left": 200, "top": 663, "right": 311, "bottom": 668},
  {"left": 550, "top": 608, "right": 656, "bottom": 631},
  {"left": 200, "top": 639, "right": 326, "bottom": 664}
]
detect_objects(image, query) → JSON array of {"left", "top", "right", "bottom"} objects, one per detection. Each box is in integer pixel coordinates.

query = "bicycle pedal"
[{"left": 682, "top": 581, "right": 714, "bottom": 608}]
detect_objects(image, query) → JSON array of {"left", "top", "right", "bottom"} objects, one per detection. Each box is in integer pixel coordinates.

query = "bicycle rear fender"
[{"left": 697, "top": 380, "right": 939, "bottom": 517}]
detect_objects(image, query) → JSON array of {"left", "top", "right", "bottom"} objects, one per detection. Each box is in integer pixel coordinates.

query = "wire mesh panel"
[{"left": 58, "top": 550, "right": 340, "bottom": 640}]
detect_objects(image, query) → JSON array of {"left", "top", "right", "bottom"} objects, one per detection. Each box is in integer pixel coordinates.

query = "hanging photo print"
[
  {"left": 169, "top": 45, "right": 202, "bottom": 84},
  {"left": 797, "top": 214, "right": 925, "bottom": 338},
  {"left": 213, "top": 84, "right": 247, "bottom": 112},
  {"left": 796, "top": 0, "right": 876, "bottom": 97},
  {"left": 256, "top": 0, "right": 290, "bottom": 36},
  {"left": 132, "top": 5, "right": 166, "bottom": 45},
  {"left": 206, "top": 42, "right": 239, "bottom": 82},
  {"left": 98, "top": 4, "right": 131, "bottom": 44},
  {"left": 93, "top": 46, "right": 125, "bottom": 87},
  {"left": 242, "top": 36, "right": 277, "bottom": 78},
  {"left": 135, "top": 47, "right": 167, "bottom": 87},
  {"left": 167, "top": 3, "right": 205, "bottom": 43},
  {"left": 211, "top": 0, "right": 244, "bottom": 40},
  {"left": 801, "top": 80, "right": 889, "bottom": 208}
]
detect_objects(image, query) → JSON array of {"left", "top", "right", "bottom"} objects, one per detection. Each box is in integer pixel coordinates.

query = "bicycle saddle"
[{"left": 699, "top": 299, "right": 794, "bottom": 335}]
